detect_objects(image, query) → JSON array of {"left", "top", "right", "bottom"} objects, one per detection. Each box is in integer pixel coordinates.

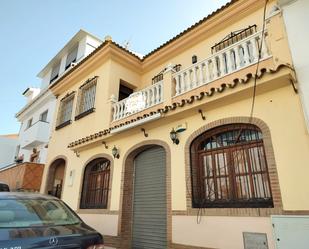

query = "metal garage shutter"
[{"left": 132, "top": 146, "right": 167, "bottom": 249}]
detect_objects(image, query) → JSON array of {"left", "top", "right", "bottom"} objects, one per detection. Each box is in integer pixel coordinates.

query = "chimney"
[{"left": 22, "top": 87, "right": 41, "bottom": 103}]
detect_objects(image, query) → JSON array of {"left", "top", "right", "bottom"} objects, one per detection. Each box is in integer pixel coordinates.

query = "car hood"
[{"left": 0, "top": 222, "right": 102, "bottom": 249}]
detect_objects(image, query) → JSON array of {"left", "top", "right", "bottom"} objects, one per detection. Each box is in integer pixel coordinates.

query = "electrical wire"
[
  {"left": 249, "top": 0, "right": 269, "bottom": 123},
  {"left": 195, "top": 0, "right": 269, "bottom": 224}
]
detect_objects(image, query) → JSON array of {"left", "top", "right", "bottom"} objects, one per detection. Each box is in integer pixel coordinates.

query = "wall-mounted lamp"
[
  {"left": 170, "top": 128, "right": 179, "bottom": 145},
  {"left": 73, "top": 150, "right": 80, "bottom": 157},
  {"left": 198, "top": 109, "right": 206, "bottom": 120},
  {"left": 102, "top": 141, "right": 108, "bottom": 149},
  {"left": 112, "top": 145, "right": 120, "bottom": 159},
  {"left": 192, "top": 55, "right": 197, "bottom": 64},
  {"left": 141, "top": 128, "right": 148, "bottom": 137}
]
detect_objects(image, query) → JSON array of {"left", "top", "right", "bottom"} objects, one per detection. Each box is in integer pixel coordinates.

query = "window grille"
[
  {"left": 80, "top": 158, "right": 110, "bottom": 209},
  {"left": 190, "top": 123, "right": 273, "bottom": 208},
  {"left": 151, "top": 64, "right": 181, "bottom": 84},
  {"left": 211, "top": 25, "right": 257, "bottom": 54},
  {"left": 56, "top": 93, "right": 75, "bottom": 130},
  {"left": 75, "top": 76, "right": 97, "bottom": 120}
]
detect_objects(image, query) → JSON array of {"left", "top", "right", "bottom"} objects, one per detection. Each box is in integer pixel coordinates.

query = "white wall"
[
  {"left": 280, "top": 0, "right": 309, "bottom": 131},
  {"left": 85, "top": 35, "right": 102, "bottom": 56},
  {"left": 0, "top": 136, "right": 17, "bottom": 168},
  {"left": 172, "top": 216, "right": 275, "bottom": 249},
  {"left": 40, "top": 69, "right": 52, "bottom": 89},
  {"left": 18, "top": 33, "right": 102, "bottom": 164},
  {"left": 17, "top": 91, "right": 56, "bottom": 164},
  {"left": 40, "top": 34, "right": 102, "bottom": 85}
]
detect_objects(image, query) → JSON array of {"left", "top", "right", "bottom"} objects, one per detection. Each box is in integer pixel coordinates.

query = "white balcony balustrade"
[
  {"left": 112, "top": 81, "right": 163, "bottom": 121},
  {"left": 21, "top": 121, "right": 50, "bottom": 150},
  {"left": 173, "top": 30, "right": 270, "bottom": 96}
]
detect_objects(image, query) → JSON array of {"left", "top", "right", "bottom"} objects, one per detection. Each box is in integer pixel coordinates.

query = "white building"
[
  {"left": 278, "top": 0, "right": 309, "bottom": 131},
  {"left": 15, "top": 29, "right": 102, "bottom": 164},
  {"left": 0, "top": 134, "right": 18, "bottom": 168}
]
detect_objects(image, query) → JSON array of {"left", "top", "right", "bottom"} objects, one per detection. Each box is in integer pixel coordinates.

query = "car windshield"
[{"left": 0, "top": 198, "right": 80, "bottom": 228}]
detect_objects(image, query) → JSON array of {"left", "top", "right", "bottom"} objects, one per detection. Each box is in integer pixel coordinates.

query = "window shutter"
[
  {"left": 65, "top": 46, "right": 78, "bottom": 69},
  {"left": 50, "top": 63, "right": 60, "bottom": 82}
]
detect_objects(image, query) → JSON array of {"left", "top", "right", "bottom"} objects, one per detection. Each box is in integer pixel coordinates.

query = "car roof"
[{"left": 0, "top": 192, "right": 59, "bottom": 200}]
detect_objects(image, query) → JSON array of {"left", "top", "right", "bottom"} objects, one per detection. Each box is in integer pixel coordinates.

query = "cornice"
[
  {"left": 15, "top": 89, "right": 55, "bottom": 120},
  {"left": 50, "top": 42, "right": 142, "bottom": 95}
]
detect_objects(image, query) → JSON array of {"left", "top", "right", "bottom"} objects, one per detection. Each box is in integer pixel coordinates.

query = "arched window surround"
[
  {"left": 184, "top": 117, "right": 283, "bottom": 216},
  {"left": 190, "top": 123, "right": 273, "bottom": 208},
  {"left": 80, "top": 157, "right": 111, "bottom": 209}
]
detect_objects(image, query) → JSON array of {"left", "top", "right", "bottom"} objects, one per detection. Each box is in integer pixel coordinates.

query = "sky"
[{"left": 0, "top": 0, "right": 229, "bottom": 135}]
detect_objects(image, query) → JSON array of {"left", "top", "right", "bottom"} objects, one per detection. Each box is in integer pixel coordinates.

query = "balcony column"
[
  {"left": 234, "top": 47, "right": 241, "bottom": 69},
  {"left": 205, "top": 60, "right": 211, "bottom": 83},
  {"left": 250, "top": 37, "right": 259, "bottom": 62},
  {"left": 191, "top": 68, "right": 196, "bottom": 88},
  {"left": 163, "top": 63, "right": 175, "bottom": 105},
  {"left": 198, "top": 63, "right": 204, "bottom": 84},
  {"left": 109, "top": 94, "right": 117, "bottom": 122},
  {"left": 243, "top": 42, "right": 251, "bottom": 65},
  {"left": 226, "top": 51, "right": 234, "bottom": 73},
  {"left": 175, "top": 75, "right": 180, "bottom": 95},
  {"left": 219, "top": 54, "right": 226, "bottom": 77},
  {"left": 261, "top": 32, "right": 269, "bottom": 58},
  {"left": 181, "top": 72, "right": 186, "bottom": 93},
  {"left": 212, "top": 58, "right": 218, "bottom": 80}
]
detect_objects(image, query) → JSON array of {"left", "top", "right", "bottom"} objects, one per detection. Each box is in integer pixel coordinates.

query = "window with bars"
[
  {"left": 190, "top": 124, "right": 273, "bottom": 208},
  {"left": 80, "top": 158, "right": 110, "bottom": 209},
  {"left": 56, "top": 93, "right": 75, "bottom": 130},
  {"left": 75, "top": 77, "right": 97, "bottom": 120},
  {"left": 211, "top": 25, "right": 257, "bottom": 54}
]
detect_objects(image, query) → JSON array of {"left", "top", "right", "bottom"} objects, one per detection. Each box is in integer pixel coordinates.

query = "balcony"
[
  {"left": 21, "top": 121, "right": 50, "bottom": 150},
  {"left": 112, "top": 80, "right": 163, "bottom": 121},
  {"left": 173, "top": 30, "right": 270, "bottom": 96},
  {"left": 111, "top": 30, "right": 271, "bottom": 123}
]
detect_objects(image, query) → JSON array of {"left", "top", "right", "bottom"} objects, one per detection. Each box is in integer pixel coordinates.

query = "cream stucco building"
[{"left": 40, "top": 0, "right": 309, "bottom": 248}]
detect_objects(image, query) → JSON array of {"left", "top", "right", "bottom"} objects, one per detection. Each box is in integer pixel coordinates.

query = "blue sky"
[{"left": 0, "top": 0, "right": 229, "bottom": 134}]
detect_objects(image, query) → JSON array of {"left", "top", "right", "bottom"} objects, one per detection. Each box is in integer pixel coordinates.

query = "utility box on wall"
[
  {"left": 243, "top": 232, "right": 269, "bottom": 249},
  {"left": 272, "top": 215, "right": 309, "bottom": 249}
]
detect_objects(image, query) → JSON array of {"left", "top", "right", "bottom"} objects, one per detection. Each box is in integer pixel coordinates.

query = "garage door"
[{"left": 132, "top": 146, "right": 167, "bottom": 249}]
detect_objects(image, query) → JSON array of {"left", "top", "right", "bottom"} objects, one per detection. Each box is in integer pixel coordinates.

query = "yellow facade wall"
[
  {"left": 43, "top": 81, "right": 309, "bottom": 211},
  {"left": 39, "top": 2, "right": 309, "bottom": 247},
  {"left": 140, "top": 1, "right": 278, "bottom": 86}
]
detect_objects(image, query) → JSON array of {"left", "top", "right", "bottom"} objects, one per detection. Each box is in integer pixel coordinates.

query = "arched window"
[
  {"left": 190, "top": 124, "right": 273, "bottom": 208},
  {"left": 80, "top": 158, "right": 110, "bottom": 209}
]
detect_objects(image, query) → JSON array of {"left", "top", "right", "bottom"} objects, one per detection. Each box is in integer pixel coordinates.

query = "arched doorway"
[
  {"left": 121, "top": 144, "right": 168, "bottom": 249},
  {"left": 46, "top": 158, "right": 66, "bottom": 199}
]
